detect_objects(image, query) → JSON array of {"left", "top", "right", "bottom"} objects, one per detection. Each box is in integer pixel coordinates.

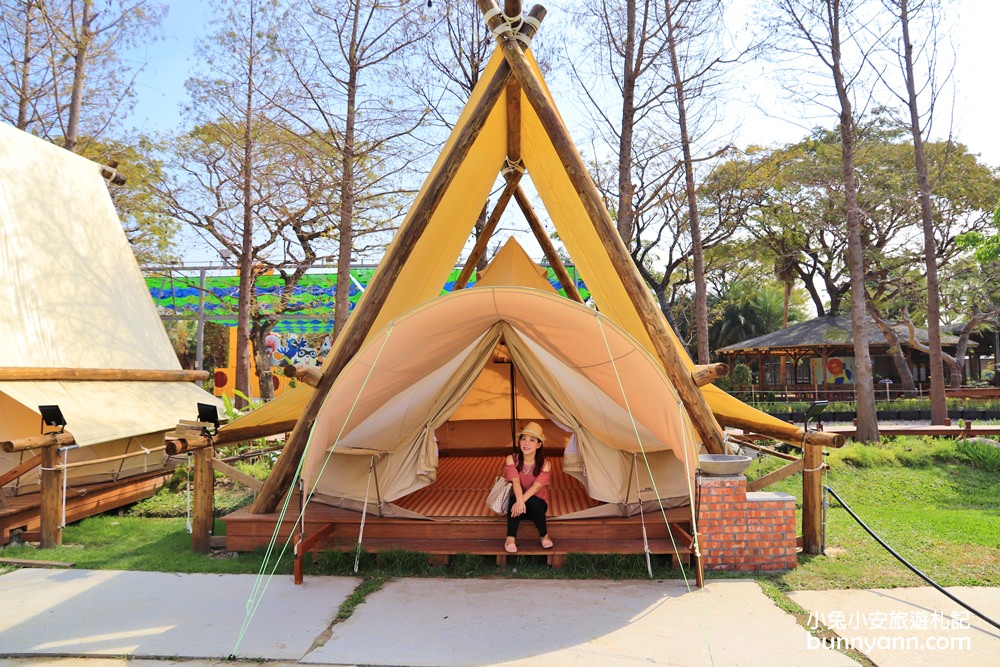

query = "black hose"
[{"left": 825, "top": 485, "right": 1000, "bottom": 631}]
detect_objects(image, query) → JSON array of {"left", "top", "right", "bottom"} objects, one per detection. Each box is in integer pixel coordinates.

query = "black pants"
[{"left": 507, "top": 496, "right": 548, "bottom": 538}]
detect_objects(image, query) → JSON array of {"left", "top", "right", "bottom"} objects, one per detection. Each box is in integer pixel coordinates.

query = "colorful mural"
[
  {"left": 811, "top": 357, "right": 856, "bottom": 384},
  {"left": 146, "top": 268, "right": 589, "bottom": 335}
]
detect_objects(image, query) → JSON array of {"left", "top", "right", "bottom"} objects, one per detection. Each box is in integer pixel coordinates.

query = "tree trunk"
[
  {"left": 334, "top": 2, "right": 361, "bottom": 341},
  {"left": 830, "top": 6, "right": 878, "bottom": 442},
  {"left": 235, "top": 6, "right": 258, "bottom": 409},
  {"left": 616, "top": 0, "right": 637, "bottom": 246},
  {"left": 899, "top": 0, "right": 947, "bottom": 423},
  {"left": 63, "top": 0, "right": 94, "bottom": 152},
  {"left": 664, "top": 1, "right": 709, "bottom": 364},
  {"left": 251, "top": 321, "right": 276, "bottom": 401},
  {"left": 866, "top": 305, "right": 917, "bottom": 395},
  {"left": 16, "top": 1, "right": 38, "bottom": 129}
]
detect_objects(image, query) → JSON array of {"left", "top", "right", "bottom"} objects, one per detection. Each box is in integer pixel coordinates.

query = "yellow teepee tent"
[{"left": 221, "top": 1, "right": 836, "bottom": 514}]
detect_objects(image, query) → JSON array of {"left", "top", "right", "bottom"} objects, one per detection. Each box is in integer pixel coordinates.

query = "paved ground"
[{"left": 0, "top": 568, "right": 997, "bottom": 666}]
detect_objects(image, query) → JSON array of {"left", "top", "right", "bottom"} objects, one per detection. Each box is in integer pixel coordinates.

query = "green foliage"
[
  {"left": 828, "top": 437, "right": 962, "bottom": 469},
  {"left": 956, "top": 199, "right": 1000, "bottom": 263},
  {"left": 956, "top": 439, "right": 1000, "bottom": 472},
  {"left": 732, "top": 363, "right": 753, "bottom": 387},
  {"left": 128, "top": 481, "right": 254, "bottom": 518},
  {"left": 78, "top": 136, "right": 179, "bottom": 265}
]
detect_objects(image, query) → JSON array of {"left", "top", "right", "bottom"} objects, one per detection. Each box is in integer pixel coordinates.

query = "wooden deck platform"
[
  {"left": 221, "top": 456, "right": 701, "bottom": 586},
  {"left": 0, "top": 469, "right": 172, "bottom": 545}
]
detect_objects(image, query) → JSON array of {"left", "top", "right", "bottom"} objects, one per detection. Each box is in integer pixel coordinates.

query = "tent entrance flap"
[{"left": 301, "top": 287, "right": 700, "bottom": 512}]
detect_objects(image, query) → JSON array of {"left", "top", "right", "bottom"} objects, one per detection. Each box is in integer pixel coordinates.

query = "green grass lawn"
[
  {"left": 2, "top": 438, "right": 997, "bottom": 590},
  {"left": 749, "top": 439, "right": 1000, "bottom": 590}
]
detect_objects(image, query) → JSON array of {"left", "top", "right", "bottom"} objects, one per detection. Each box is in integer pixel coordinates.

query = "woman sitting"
[{"left": 504, "top": 421, "right": 554, "bottom": 553}]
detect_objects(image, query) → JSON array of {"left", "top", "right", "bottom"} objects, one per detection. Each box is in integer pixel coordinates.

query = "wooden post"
[
  {"left": 40, "top": 445, "right": 62, "bottom": 548},
  {"left": 454, "top": 172, "right": 523, "bottom": 290},
  {"left": 477, "top": 0, "right": 727, "bottom": 454},
  {"left": 250, "top": 12, "right": 548, "bottom": 515},
  {"left": 801, "top": 443, "right": 824, "bottom": 554},
  {"left": 513, "top": 185, "right": 584, "bottom": 303},
  {"left": 191, "top": 445, "right": 214, "bottom": 553}
]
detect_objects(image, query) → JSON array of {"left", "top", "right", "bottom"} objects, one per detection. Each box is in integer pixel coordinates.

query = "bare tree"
[
  {"left": 277, "top": 0, "right": 434, "bottom": 339},
  {"left": 572, "top": 0, "right": 740, "bottom": 363},
  {"left": 158, "top": 0, "right": 293, "bottom": 404},
  {"left": 769, "top": 0, "right": 880, "bottom": 441},
  {"left": 0, "top": 0, "right": 165, "bottom": 150},
  {"left": 874, "top": 0, "right": 950, "bottom": 420}
]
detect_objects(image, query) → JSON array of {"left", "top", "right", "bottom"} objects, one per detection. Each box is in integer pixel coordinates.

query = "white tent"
[{"left": 0, "top": 123, "right": 221, "bottom": 493}]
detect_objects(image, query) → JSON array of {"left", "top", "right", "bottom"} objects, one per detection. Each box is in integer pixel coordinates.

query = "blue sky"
[{"left": 124, "top": 0, "right": 1000, "bottom": 168}]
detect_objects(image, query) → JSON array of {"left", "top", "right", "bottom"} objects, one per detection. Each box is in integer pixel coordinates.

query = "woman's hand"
[{"left": 511, "top": 500, "right": 526, "bottom": 517}]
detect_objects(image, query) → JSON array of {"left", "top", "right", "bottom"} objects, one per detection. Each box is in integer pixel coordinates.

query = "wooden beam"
[
  {"left": 0, "top": 453, "right": 43, "bottom": 487},
  {"left": 746, "top": 458, "right": 804, "bottom": 492},
  {"left": 249, "top": 21, "right": 539, "bottom": 515},
  {"left": 718, "top": 415, "right": 845, "bottom": 448},
  {"left": 2, "top": 432, "right": 75, "bottom": 453},
  {"left": 212, "top": 458, "right": 264, "bottom": 491},
  {"left": 692, "top": 363, "right": 728, "bottom": 387},
  {"left": 213, "top": 420, "right": 298, "bottom": 448},
  {"left": 40, "top": 445, "right": 62, "bottom": 548},
  {"left": 477, "top": 0, "right": 727, "bottom": 455},
  {"left": 0, "top": 558, "right": 75, "bottom": 569},
  {"left": 506, "top": 75, "right": 521, "bottom": 163},
  {"left": 734, "top": 440, "right": 799, "bottom": 461},
  {"left": 282, "top": 364, "right": 322, "bottom": 388},
  {"left": 513, "top": 185, "right": 584, "bottom": 303},
  {"left": 450, "top": 7, "right": 546, "bottom": 293},
  {"left": 454, "top": 172, "right": 523, "bottom": 290},
  {"left": 0, "top": 367, "right": 209, "bottom": 382},
  {"left": 61, "top": 445, "right": 167, "bottom": 470}
]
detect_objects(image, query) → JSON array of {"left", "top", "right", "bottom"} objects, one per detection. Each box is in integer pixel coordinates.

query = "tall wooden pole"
[
  {"left": 477, "top": 0, "right": 726, "bottom": 454},
  {"left": 454, "top": 172, "right": 523, "bottom": 290},
  {"left": 40, "top": 445, "right": 62, "bottom": 548},
  {"left": 191, "top": 445, "right": 214, "bottom": 553},
  {"left": 250, "top": 10, "right": 547, "bottom": 514},
  {"left": 513, "top": 185, "right": 583, "bottom": 303}
]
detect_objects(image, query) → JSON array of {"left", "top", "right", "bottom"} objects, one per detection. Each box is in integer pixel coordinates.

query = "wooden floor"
[
  {"left": 0, "top": 470, "right": 172, "bottom": 545},
  {"left": 222, "top": 456, "right": 701, "bottom": 585}
]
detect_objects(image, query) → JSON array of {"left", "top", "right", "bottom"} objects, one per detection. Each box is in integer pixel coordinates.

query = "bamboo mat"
[{"left": 393, "top": 456, "right": 598, "bottom": 518}]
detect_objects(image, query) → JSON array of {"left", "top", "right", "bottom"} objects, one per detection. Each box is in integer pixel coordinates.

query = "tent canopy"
[{"left": 302, "top": 283, "right": 698, "bottom": 512}]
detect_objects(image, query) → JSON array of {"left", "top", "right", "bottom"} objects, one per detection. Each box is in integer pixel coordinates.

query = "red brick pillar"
[{"left": 697, "top": 475, "right": 797, "bottom": 572}]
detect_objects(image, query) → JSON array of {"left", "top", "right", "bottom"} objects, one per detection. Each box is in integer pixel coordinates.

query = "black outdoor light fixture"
[
  {"left": 197, "top": 402, "right": 220, "bottom": 435},
  {"left": 803, "top": 400, "right": 828, "bottom": 431},
  {"left": 39, "top": 404, "right": 67, "bottom": 434}
]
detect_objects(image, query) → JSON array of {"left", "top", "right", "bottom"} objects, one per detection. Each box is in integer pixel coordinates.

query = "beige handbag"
[{"left": 486, "top": 476, "right": 512, "bottom": 514}]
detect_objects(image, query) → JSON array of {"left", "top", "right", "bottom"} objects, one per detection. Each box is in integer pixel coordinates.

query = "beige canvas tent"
[
  {"left": 220, "top": 2, "right": 833, "bottom": 518},
  {"left": 299, "top": 238, "right": 697, "bottom": 516},
  {"left": 0, "top": 123, "right": 221, "bottom": 495}
]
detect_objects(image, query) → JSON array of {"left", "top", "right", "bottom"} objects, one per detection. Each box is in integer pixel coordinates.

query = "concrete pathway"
[
  {"left": 0, "top": 568, "right": 996, "bottom": 666},
  {"left": 789, "top": 586, "right": 1000, "bottom": 667}
]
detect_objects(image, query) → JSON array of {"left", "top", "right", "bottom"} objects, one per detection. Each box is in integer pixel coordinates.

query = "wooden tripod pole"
[
  {"left": 476, "top": 0, "right": 726, "bottom": 454},
  {"left": 513, "top": 185, "right": 584, "bottom": 303}
]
